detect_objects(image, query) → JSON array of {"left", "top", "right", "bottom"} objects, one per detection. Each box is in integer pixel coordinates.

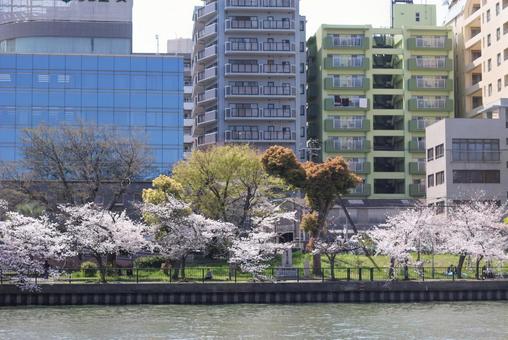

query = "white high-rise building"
[{"left": 191, "top": 0, "right": 307, "bottom": 159}]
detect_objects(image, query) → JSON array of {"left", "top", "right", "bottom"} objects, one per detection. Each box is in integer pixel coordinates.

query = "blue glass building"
[{"left": 0, "top": 53, "right": 184, "bottom": 176}]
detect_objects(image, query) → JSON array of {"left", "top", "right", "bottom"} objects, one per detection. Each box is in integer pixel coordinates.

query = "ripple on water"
[{"left": 0, "top": 302, "right": 507, "bottom": 340}]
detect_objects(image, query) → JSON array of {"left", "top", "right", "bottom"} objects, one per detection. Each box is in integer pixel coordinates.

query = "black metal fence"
[{"left": 1, "top": 266, "right": 507, "bottom": 285}]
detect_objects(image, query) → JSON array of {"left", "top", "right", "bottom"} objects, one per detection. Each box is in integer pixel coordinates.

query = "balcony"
[
  {"left": 225, "top": 63, "right": 295, "bottom": 76},
  {"left": 225, "top": 0, "right": 296, "bottom": 10},
  {"left": 409, "top": 162, "right": 426, "bottom": 175},
  {"left": 225, "top": 41, "right": 296, "bottom": 55},
  {"left": 409, "top": 183, "right": 426, "bottom": 197},
  {"left": 323, "top": 36, "right": 369, "bottom": 50},
  {"left": 348, "top": 162, "right": 371, "bottom": 174},
  {"left": 225, "top": 86, "right": 296, "bottom": 98},
  {"left": 347, "top": 183, "right": 372, "bottom": 197},
  {"left": 197, "top": 88, "right": 217, "bottom": 105},
  {"left": 407, "top": 58, "right": 453, "bottom": 71},
  {"left": 408, "top": 140, "right": 426, "bottom": 153},
  {"left": 225, "top": 41, "right": 259, "bottom": 53},
  {"left": 184, "top": 102, "right": 194, "bottom": 111},
  {"left": 262, "top": 42, "right": 295, "bottom": 53},
  {"left": 408, "top": 98, "right": 453, "bottom": 112},
  {"left": 225, "top": 19, "right": 295, "bottom": 33},
  {"left": 196, "top": 1, "right": 217, "bottom": 22},
  {"left": 197, "top": 66, "right": 217, "bottom": 85},
  {"left": 197, "top": 132, "right": 218, "bottom": 147},
  {"left": 225, "top": 130, "right": 296, "bottom": 143},
  {"left": 407, "top": 78, "right": 453, "bottom": 91},
  {"left": 408, "top": 119, "right": 426, "bottom": 132},
  {"left": 197, "top": 44, "right": 217, "bottom": 63},
  {"left": 324, "top": 77, "right": 370, "bottom": 91},
  {"left": 324, "top": 97, "right": 369, "bottom": 111},
  {"left": 324, "top": 118, "right": 370, "bottom": 132},
  {"left": 196, "top": 110, "right": 217, "bottom": 127},
  {"left": 196, "top": 23, "right": 217, "bottom": 43},
  {"left": 324, "top": 56, "right": 369, "bottom": 70},
  {"left": 225, "top": 107, "right": 296, "bottom": 120},
  {"left": 406, "top": 37, "right": 452, "bottom": 50},
  {"left": 324, "top": 139, "right": 371, "bottom": 153}
]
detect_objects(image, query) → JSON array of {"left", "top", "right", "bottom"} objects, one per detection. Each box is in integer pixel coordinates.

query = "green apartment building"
[{"left": 307, "top": 4, "right": 454, "bottom": 200}]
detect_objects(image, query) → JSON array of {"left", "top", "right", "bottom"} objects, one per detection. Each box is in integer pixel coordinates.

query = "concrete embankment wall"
[{"left": 0, "top": 281, "right": 507, "bottom": 306}]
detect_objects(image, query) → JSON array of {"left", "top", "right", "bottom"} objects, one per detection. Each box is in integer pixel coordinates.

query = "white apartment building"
[
  {"left": 426, "top": 109, "right": 508, "bottom": 209},
  {"left": 446, "top": 0, "right": 508, "bottom": 118},
  {"left": 191, "top": 0, "right": 307, "bottom": 159},
  {"left": 167, "top": 38, "right": 194, "bottom": 158}
]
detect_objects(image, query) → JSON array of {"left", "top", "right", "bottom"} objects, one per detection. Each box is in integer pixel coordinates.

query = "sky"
[{"left": 133, "top": 0, "right": 448, "bottom": 53}]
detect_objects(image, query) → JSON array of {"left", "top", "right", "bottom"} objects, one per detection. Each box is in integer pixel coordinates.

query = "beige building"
[{"left": 446, "top": 0, "right": 508, "bottom": 118}]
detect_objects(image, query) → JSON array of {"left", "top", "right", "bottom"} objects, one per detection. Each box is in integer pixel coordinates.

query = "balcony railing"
[
  {"left": 197, "top": 23, "right": 217, "bottom": 40},
  {"left": 324, "top": 56, "right": 369, "bottom": 70},
  {"left": 225, "top": 130, "right": 296, "bottom": 142},
  {"left": 409, "top": 162, "right": 426, "bottom": 175},
  {"left": 325, "top": 139, "right": 371, "bottom": 153},
  {"left": 348, "top": 162, "right": 371, "bottom": 174},
  {"left": 226, "top": 108, "right": 296, "bottom": 119},
  {"left": 263, "top": 131, "right": 296, "bottom": 141},
  {"left": 225, "top": 19, "right": 294, "bottom": 31},
  {"left": 196, "top": 110, "right": 217, "bottom": 126},
  {"left": 407, "top": 57, "right": 452, "bottom": 70},
  {"left": 324, "top": 77, "right": 369, "bottom": 90},
  {"left": 196, "top": 2, "right": 217, "bottom": 21},
  {"left": 408, "top": 119, "right": 427, "bottom": 132},
  {"left": 408, "top": 98, "right": 453, "bottom": 111},
  {"left": 225, "top": 41, "right": 259, "bottom": 52},
  {"left": 197, "top": 67, "right": 217, "bottom": 82},
  {"left": 262, "top": 42, "right": 295, "bottom": 52},
  {"left": 262, "top": 19, "right": 294, "bottom": 30},
  {"left": 226, "top": 63, "right": 260, "bottom": 74},
  {"left": 225, "top": 85, "right": 296, "bottom": 97},
  {"left": 409, "top": 183, "right": 426, "bottom": 197},
  {"left": 197, "top": 44, "right": 217, "bottom": 62},
  {"left": 408, "top": 78, "right": 452, "bottom": 91},
  {"left": 324, "top": 97, "right": 369, "bottom": 111},
  {"left": 226, "top": 0, "right": 295, "bottom": 9},
  {"left": 225, "top": 63, "right": 295, "bottom": 75},
  {"left": 407, "top": 37, "right": 452, "bottom": 50},
  {"left": 452, "top": 151, "right": 501, "bottom": 162},
  {"left": 323, "top": 36, "right": 369, "bottom": 49},
  {"left": 197, "top": 132, "right": 218, "bottom": 146},
  {"left": 197, "top": 88, "right": 217, "bottom": 103},
  {"left": 409, "top": 140, "right": 426, "bottom": 153},
  {"left": 324, "top": 118, "right": 370, "bottom": 132},
  {"left": 348, "top": 183, "right": 371, "bottom": 197}
]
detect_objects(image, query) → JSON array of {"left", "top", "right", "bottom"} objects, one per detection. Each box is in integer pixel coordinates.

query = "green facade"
[{"left": 307, "top": 24, "right": 454, "bottom": 199}]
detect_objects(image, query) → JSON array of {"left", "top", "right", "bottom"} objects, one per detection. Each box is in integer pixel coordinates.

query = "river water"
[{"left": 0, "top": 302, "right": 507, "bottom": 339}]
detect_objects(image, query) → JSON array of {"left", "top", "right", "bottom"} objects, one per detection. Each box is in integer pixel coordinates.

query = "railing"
[
  {"left": 263, "top": 131, "right": 295, "bottom": 141},
  {"left": 197, "top": 23, "right": 217, "bottom": 39},
  {"left": 331, "top": 57, "right": 365, "bottom": 68},
  {"left": 197, "top": 67, "right": 217, "bottom": 81},
  {"left": 332, "top": 77, "right": 365, "bottom": 88},
  {"left": 226, "top": 108, "right": 295, "bottom": 118},
  {"left": 197, "top": 45, "right": 217, "bottom": 61},
  {"left": 326, "top": 118, "right": 367, "bottom": 130},
  {"left": 262, "top": 42, "right": 294, "bottom": 51},
  {"left": 416, "top": 98, "right": 447, "bottom": 109},
  {"left": 226, "top": 130, "right": 261, "bottom": 141},
  {"left": 262, "top": 108, "right": 295, "bottom": 118},
  {"left": 196, "top": 1, "right": 217, "bottom": 20},
  {"left": 330, "top": 36, "right": 365, "bottom": 48},
  {"left": 452, "top": 151, "right": 501, "bottom": 162},
  {"left": 416, "top": 78, "right": 447, "bottom": 89},
  {"left": 415, "top": 37, "right": 447, "bottom": 48},
  {"left": 415, "top": 58, "right": 447, "bottom": 69},
  {"left": 327, "top": 140, "right": 369, "bottom": 152},
  {"left": 262, "top": 86, "right": 296, "bottom": 96},
  {"left": 263, "top": 63, "right": 294, "bottom": 73},
  {"left": 197, "top": 88, "right": 217, "bottom": 103},
  {"left": 197, "top": 132, "right": 217, "bottom": 146},
  {"left": 225, "top": 86, "right": 296, "bottom": 96},
  {"left": 225, "top": 41, "right": 259, "bottom": 52},
  {"left": 3, "top": 266, "right": 506, "bottom": 284},
  {"left": 349, "top": 183, "right": 371, "bottom": 196},
  {"left": 226, "top": 63, "right": 260, "bottom": 74},
  {"left": 348, "top": 162, "right": 370, "bottom": 173},
  {"left": 196, "top": 110, "right": 217, "bottom": 125},
  {"left": 226, "top": 0, "right": 295, "bottom": 8},
  {"left": 262, "top": 19, "right": 293, "bottom": 30},
  {"left": 225, "top": 19, "right": 294, "bottom": 30},
  {"left": 227, "top": 86, "right": 260, "bottom": 96}
]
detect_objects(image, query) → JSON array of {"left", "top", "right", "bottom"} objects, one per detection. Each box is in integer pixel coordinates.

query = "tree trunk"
[
  {"left": 403, "top": 260, "right": 409, "bottom": 280},
  {"left": 389, "top": 257, "right": 395, "bottom": 279},
  {"left": 313, "top": 254, "right": 321, "bottom": 276},
  {"left": 475, "top": 256, "right": 483, "bottom": 280},
  {"left": 329, "top": 256, "right": 335, "bottom": 280},
  {"left": 456, "top": 255, "right": 466, "bottom": 279},
  {"left": 180, "top": 256, "right": 187, "bottom": 279},
  {"left": 95, "top": 255, "right": 107, "bottom": 283}
]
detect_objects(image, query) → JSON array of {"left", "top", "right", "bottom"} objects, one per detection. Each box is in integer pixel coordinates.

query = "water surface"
[{"left": 0, "top": 302, "right": 507, "bottom": 339}]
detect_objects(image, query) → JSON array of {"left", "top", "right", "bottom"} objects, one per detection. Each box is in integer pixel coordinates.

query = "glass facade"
[
  {"left": 0, "top": 53, "right": 184, "bottom": 176},
  {"left": 0, "top": 37, "right": 131, "bottom": 54}
]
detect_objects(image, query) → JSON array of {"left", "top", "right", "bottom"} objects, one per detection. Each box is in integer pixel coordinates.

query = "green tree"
[
  {"left": 172, "top": 145, "right": 282, "bottom": 228},
  {"left": 262, "top": 146, "right": 362, "bottom": 274}
]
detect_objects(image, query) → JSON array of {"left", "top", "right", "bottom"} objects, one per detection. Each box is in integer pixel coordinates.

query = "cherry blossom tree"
[
  {"left": 59, "top": 203, "right": 150, "bottom": 283},
  {"left": 229, "top": 205, "right": 296, "bottom": 280},
  {"left": 0, "top": 211, "right": 70, "bottom": 290},
  {"left": 443, "top": 200, "right": 507, "bottom": 279},
  {"left": 312, "top": 234, "right": 361, "bottom": 280},
  {"left": 142, "top": 196, "right": 237, "bottom": 280},
  {"left": 368, "top": 205, "right": 444, "bottom": 279}
]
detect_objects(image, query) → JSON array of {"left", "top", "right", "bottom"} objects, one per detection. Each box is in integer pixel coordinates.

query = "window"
[
  {"left": 488, "top": 58, "right": 492, "bottom": 71},
  {"left": 427, "top": 148, "right": 434, "bottom": 161},
  {"left": 300, "top": 63, "right": 305, "bottom": 73},
  {"left": 452, "top": 138, "right": 500, "bottom": 162},
  {"left": 300, "top": 42, "right": 305, "bottom": 52},
  {"left": 436, "top": 171, "right": 445, "bottom": 185},
  {"left": 435, "top": 144, "right": 444, "bottom": 159},
  {"left": 497, "top": 2, "right": 501, "bottom": 15},
  {"left": 498, "top": 53, "right": 502, "bottom": 66},
  {"left": 487, "top": 34, "right": 491, "bottom": 46},
  {"left": 300, "top": 20, "right": 305, "bottom": 32},
  {"left": 300, "top": 84, "right": 305, "bottom": 94},
  {"left": 416, "top": 12, "right": 420, "bottom": 22},
  {"left": 428, "top": 174, "right": 435, "bottom": 188},
  {"left": 488, "top": 83, "right": 492, "bottom": 96},
  {"left": 498, "top": 79, "right": 502, "bottom": 91},
  {"left": 487, "top": 9, "right": 491, "bottom": 22},
  {"left": 300, "top": 127, "right": 305, "bottom": 138},
  {"left": 497, "top": 28, "right": 501, "bottom": 41},
  {"left": 300, "top": 105, "right": 305, "bottom": 116},
  {"left": 453, "top": 170, "right": 500, "bottom": 183}
]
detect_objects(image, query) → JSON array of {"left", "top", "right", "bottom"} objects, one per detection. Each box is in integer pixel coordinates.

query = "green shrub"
[
  {"left": 134, "top": 255, "right": 166, "bottom": 269},
  {"left": 80, "top": 261, "right": 98, "bottom": 277}
]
